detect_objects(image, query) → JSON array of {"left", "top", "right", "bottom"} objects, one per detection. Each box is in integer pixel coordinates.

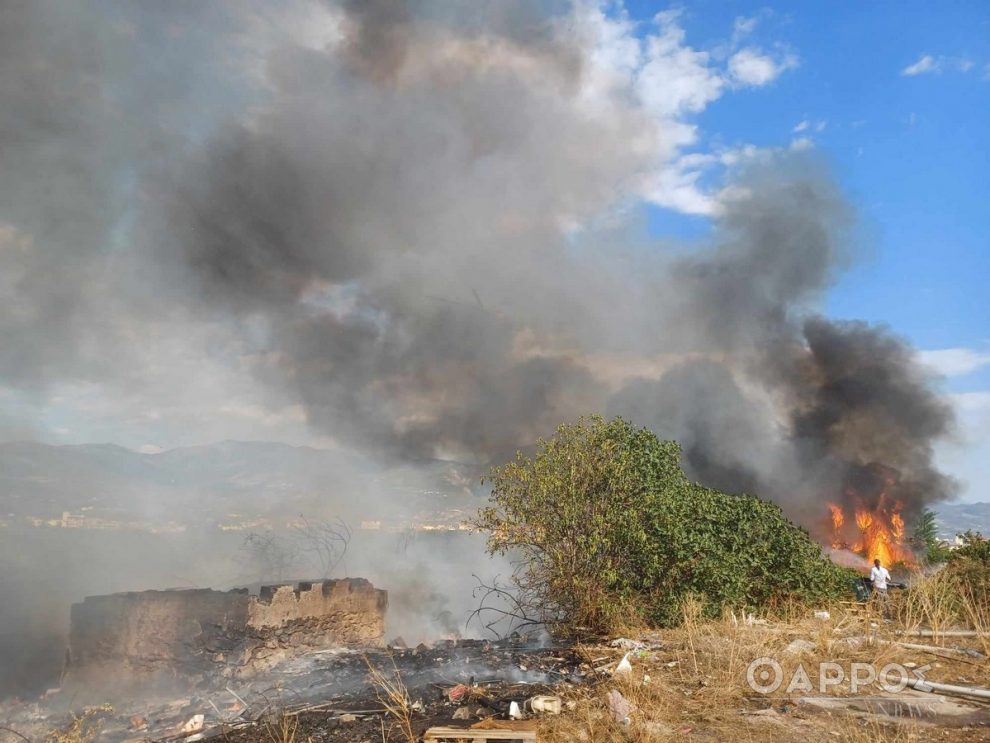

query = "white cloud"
[
  {"left": 794, "top": 119, "right": 826, "bottom": 133},
  {"left": 645, "top": 152, "right": 720, "bottom": 215},
  {"left": 918, "top": 348, "right": 990, "bottom": 377},
  {"left": 646, "top": 137, "right": 810, "bottom": 215},
  {"left": 902, "top": 54, "right": 977, "bottom": 76},
  {"left": 635, "top": 11, "right": 725, "bottom": 117},
  {"left": 621, "top": 8, "right": 800, "bottom": 211},
  {"left": 645, "top": 142, "right": 775, "bottom": 215},
  {"left": 790, "top": 137, "right": 814, "bottom": 151},
  {"left": 728, "top": 47, "right": 798, "bottom": 87},
  {"left": 556, "top": 5, "right": 731, "bottom": 215},
  {"left": 733, "top": 15, "right": 759, "bottom": 39},
  {"left": 903, "top": 54, "right": 938, "bottom": 76}
]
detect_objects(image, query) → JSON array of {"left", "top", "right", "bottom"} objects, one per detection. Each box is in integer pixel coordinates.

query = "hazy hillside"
[
  {"left": 0, "top": 440, "right": 478, "bottom": 526},
  {"left": 933, "top": 501, "right": 990, "bottom": 539}
]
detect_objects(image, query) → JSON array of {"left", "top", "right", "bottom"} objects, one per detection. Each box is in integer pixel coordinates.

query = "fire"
[
  {"left": 827, "top": 502, "right": 845, "bottom": 548},
  {"left": 829, "top": 503, "right": 844, "bottom": 530},
  {"left": 825, "top": 469, "right": 914, "bottom": 565},
  {"left": 852, "top": 506, "right": 904, "bottom": 565},
  {"left": 823, "top": 462, "right": 914, "bottom": 565},
  {"left": 891, "top": 512, "right": 905, "bottom": 540}
]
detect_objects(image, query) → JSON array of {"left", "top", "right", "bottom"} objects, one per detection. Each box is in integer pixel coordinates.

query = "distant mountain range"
[
  {"left": 0, "top": 440, "right": 479, "bottom": 527},
  {"left": 3, "top": 439, "right": 987, "bottom": 537},
  {"left": 932, "top": 501, "right": 990, "bottom": 540}
]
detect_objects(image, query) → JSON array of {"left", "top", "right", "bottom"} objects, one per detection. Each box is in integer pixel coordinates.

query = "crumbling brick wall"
[
  {"left": 64, "top": 579, "right": 386, "bottom": 698},
  {"left": 241, "top": 579, "right": 387, "bottom": 673}
]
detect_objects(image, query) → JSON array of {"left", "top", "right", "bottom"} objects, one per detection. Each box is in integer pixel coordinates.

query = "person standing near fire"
[{"left": 870, "top": 558, "right": 892, "bottom": 617}]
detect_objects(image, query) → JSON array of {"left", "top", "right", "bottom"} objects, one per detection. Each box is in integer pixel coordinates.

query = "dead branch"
[
  {"left": 468, "top": 574, "right": 545, "bottom": 640},
  {"left": 292, "top": 516, "right": 353, "bottom": 579}
]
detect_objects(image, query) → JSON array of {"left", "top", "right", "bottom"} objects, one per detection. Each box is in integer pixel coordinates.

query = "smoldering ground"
[
  {"left": 0, "top": 523, "right": 502, "bottom": 698},
  {"left": 0, "top": 0, "right": 956, "bottom": 697}
]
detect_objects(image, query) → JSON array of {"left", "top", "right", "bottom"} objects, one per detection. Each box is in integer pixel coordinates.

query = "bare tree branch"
[{"left": 292, "top": 516, "right": 353, "bottom": 579}]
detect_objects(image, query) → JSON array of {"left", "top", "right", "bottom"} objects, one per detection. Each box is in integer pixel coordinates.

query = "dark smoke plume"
[
  {"left": 1, "top": 1, "right": 956, "bottom": 516},
  {"left": 147, "top": 2, "right": 955, "bottom": 520},
  {"left": 610, "top": 169, "right": 956, "bottom": 517}
]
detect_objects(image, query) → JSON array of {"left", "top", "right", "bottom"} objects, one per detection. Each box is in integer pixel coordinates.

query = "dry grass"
[
  {"left": 889, "top": 565, "right": 990, "bottom": 657},
  {"left": 893, "top": 569, "right": 960, "bottom": 640},
  {"left": 44, "top": 705, "right": 112, "bottom": 743},
  {"left": 958, "top": 579, "right": 990, "bottom": 657},
  {"left": 261, "top": 708, "right": 300, "bottom": 743},
  {"left": 534, "top": 593, "right": 989, "bottom": 743},
  {"left": 365, "top": 655, "right": 417, "bottom": 743},
  {"left": 828, "top": 715, "right": 922, "bottom": 743}
]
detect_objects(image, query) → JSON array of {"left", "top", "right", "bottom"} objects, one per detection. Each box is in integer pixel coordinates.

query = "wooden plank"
[{"left": 423, "top": 726, "right": 537, "bottom": 741}]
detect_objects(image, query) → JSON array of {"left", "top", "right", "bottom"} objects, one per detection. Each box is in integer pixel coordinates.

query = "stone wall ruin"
[{"left": 64, "top": 579, "right": 387, "bottom": 698}]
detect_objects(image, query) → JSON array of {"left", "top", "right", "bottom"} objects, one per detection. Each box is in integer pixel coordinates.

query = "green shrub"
[
  {"left": 950, "top": 531, "right": 990, "bottom": 564},
  {"left": 474, "top": 415, "right": 849, "bottom": 635}
]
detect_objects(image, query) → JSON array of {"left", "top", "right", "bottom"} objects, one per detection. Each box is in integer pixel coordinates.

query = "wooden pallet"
[{"left": 423, "top": 726, "right": 537, "bottom": 742}]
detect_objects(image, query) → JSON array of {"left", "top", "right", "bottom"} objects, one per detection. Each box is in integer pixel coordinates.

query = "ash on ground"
[{"left": 1, "top": 636, "right": 583, "bottom": 742}]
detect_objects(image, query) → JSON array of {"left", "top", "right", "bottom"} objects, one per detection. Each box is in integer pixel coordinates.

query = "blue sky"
[
  {"left": 626, "top": 1, "right": 990, "bottom": 500},
  {"left": 632, "top": 2, "right": 989, "bottom": 349}
]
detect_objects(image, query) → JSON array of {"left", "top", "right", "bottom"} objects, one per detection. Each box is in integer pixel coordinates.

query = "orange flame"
[
  {"left": 891, "top": 512, "right": 905, "bottom": 541},
  {"left": 827, "top": 503, "right": 845, "bottom": 549},
  {"left": 856, "top": 507, "right": 894, "bottom": 564},
  {"left": 855, "top": 509, "right": 872, "bottom": 530},
  {"left": 828, "top": 503, "right": 844, "bottom": 530},
  {"left": 826, "top": 501, "right": 913, "bottom": 566}
]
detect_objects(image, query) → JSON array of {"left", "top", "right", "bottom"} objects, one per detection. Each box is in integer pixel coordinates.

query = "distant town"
[{"left": 4, "top": 507, "right": 475, "bottom": 535}]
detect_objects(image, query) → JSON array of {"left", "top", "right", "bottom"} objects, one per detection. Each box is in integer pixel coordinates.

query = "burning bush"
[{"left": 474, "top": 416, "right": 851, "bottom": 636}]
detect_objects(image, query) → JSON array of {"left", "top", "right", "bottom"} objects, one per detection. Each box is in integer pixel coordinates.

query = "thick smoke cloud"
[
  {"left": 2, "top": 1, "right": 956, "bottom": 515},
  {"left": 609, "top": 168, "right": 955, "bottom": 515},
  {"left": 0, "top": 1, "right": 119, "bottom": 390},
  {"left": 0, "top": 0, "right": 960, "bottom": 700}
]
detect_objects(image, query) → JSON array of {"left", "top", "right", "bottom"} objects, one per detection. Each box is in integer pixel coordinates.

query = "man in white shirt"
[
  {"left": 870, "top": 559, "right": 892, "bottom": 617},
  {"left": 870, "top": 559, "right": 891, "bottom": 591}
]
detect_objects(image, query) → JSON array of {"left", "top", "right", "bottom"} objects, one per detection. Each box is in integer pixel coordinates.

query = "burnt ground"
[
  {"left": 222, "top": 682, "right": 554, "bottom": 743},
  {"left": 218, "top": 638, "right": 580, "bottom": 743},
  {"left": 5, "top": 621, "right": 990, "bottom": 742},
  {"left": 0, "top": 637, "right": 585, "bottom": 742}
]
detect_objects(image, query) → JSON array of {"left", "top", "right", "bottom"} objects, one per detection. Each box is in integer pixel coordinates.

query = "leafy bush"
[
  {"left": 950, "top": 531, "right": 990, "bottom": 564},
  {"left": 474, "top": 415, "right": 850, "bottom": 635}
]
